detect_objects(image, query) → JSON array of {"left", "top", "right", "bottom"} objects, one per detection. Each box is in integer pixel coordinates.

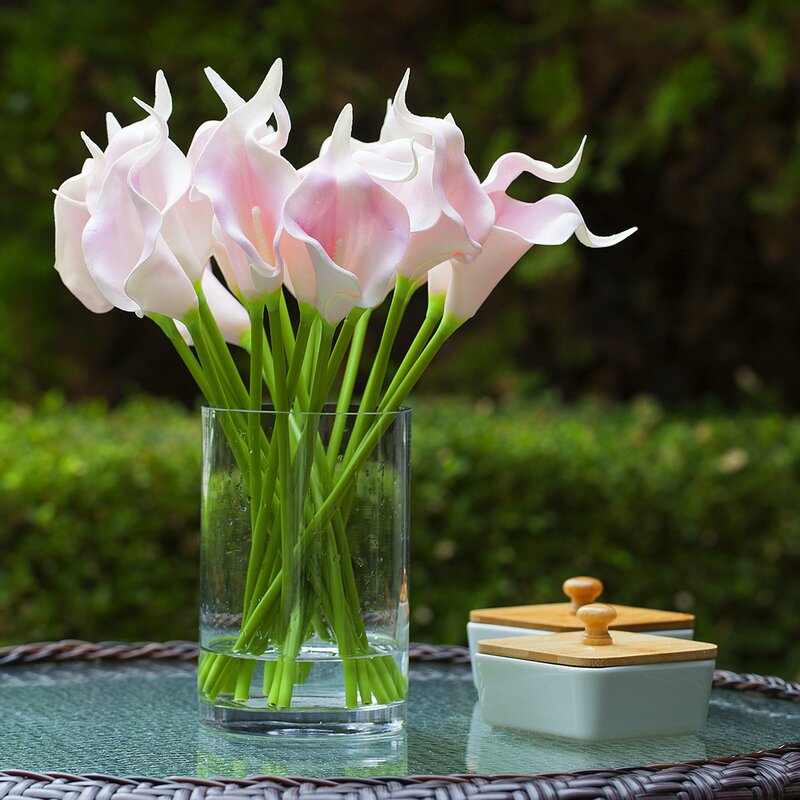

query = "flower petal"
[
  {"left": 493, "top": 193, "right": 637, "bottom": 247},
  {"left": 212, "top": 219, "right": 280, "bottom": 301},
  {"left": 105, "top": 112, "right": 122, "bottom": 143},
  {"left": 439, "top": 228, "right": 531, "bottom": 320},
  {"left": 482, "top": 137, "right": 587, "bottom": 194},
  {"left": 82, "top": 144, "right": 150, "bottom": 312},
  {"left": 53, "top": 172, "right": 113, "bottom": 313},
  {"left": 277, "top": 228, "right": 362, "bottom": 324},
  {"left": 123, "top": 232, "right": 198, "bottom": 319},
  {"left": 278, "top": 104, "right": 410, "bottom": 323},
  {"left": 351, "top": 138, "right": 419, "bottom": 182},
  {"left": 200, "top": 266, "right": 249, "bottom": 345},
  {"left": 427, "top": 260, "right": 451, "bottom": 299}
]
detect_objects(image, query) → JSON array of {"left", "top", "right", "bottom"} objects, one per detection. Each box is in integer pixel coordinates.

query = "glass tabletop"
[{"left": 0, "top": 660, "right": 797, "bottom": 778}]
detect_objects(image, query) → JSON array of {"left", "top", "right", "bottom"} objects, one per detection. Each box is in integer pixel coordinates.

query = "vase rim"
[{"left": 201, "top": 403, "right": 412, "bottom": 417}]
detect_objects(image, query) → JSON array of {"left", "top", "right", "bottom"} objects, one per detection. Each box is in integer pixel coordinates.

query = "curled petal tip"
[
  {"left": 80, "top": 131, "right": 104, "bottom": 161},
  {"left": 203, "top": 65, "right": 222, "bottom": 87},
  {"left": 106, "top": 112, "right": 121, "bottom": 142},
  {"left": 204, "top": 66, "right": 245, "bottom": 112},
  {"left": 328, "top": 104, "right": 354, "bottom": 160},
  {"left": 131, "top": 95, "right": 150, "bottom": 114},
  {"left": 153, "top": 70, "right": 172, "bottom": 118},
  {"left": 577, "top": 224, "right": 638, "bottom": 248},
  {"left": 131, "top": 95, "right": 166, "bottom": 129},
  {"left": 394, "top": 70, "right": 411, "bottom": 112},
  {"left": 267, "top": 57, "right": 283, "bottom": 88}
]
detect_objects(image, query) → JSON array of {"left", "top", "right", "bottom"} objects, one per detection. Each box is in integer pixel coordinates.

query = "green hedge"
[{"left": 1, "top": 395, "right": 798, "bottom": 679}]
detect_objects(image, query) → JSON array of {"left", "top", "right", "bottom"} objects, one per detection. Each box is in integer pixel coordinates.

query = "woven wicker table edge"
[{"left": 1, "top": 640, "right": 798, "bottom": 799}]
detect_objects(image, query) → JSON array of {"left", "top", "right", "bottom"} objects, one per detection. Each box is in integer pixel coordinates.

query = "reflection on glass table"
[{"left": 0, "top": 660, "right": 797, "bottom": 777}]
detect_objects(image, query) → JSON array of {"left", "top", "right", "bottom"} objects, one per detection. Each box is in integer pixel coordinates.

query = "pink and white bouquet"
[{"left": 54, "top": 61, "right": 634, "bottom": 715}]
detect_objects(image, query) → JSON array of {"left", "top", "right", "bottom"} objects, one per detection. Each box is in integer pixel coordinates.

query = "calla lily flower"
[
  {"left": 55, "top": 71, "right": 214, "bottom": 321},
  {"left": 370, "top": 71, "right": 495, "bottom": 283},
  {"left": 276, "top": 104, "right": 411, "bottom": 324},
  {"left": 54, "top": 88, "right": 177, "bottom": 316},
  {"left": 428, "top": 140, "right": 637, "bottom": 320},
  {"left": 193, "top": 60, "right": 298, "bottom": 303}
]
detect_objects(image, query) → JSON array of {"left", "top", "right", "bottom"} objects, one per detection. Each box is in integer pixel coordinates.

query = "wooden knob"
[
  {"left": 562, "top": 576, "right": 603, "bottom": 614},
  {"left": 577, "top": 603, "right": 617, "bottom": 646}
]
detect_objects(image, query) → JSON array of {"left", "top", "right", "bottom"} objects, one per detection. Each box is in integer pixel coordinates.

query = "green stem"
[
  {"left": 312, "top": 314, "right": 464, "bottom": 533},
  {"left": 327, "top": 309, "right": 371, "bottom": 472},
  {"left": 148, "top": 314, "right": 212, "bottom": 401},
  {"left": 345, "top": 279, "right": 414, "bottom": 461},
  {"left": 266, "top": 304, "right": 294, "bottom": 626},
  {"left": 286, "top": 306, "right": 315, "bottom": 405},
  {"left": 247, "top": 302, "right": 265, "bottom": 521},
  {"left": 301, "top": 317, "right": 322, "bottom": 402},
  {"left": 279, "top": 290, "right": 296, "bottom": 364},
  {"left": 196, "top": 284, "right": 249, "bottom": 409},
  {"left": 324, "top": 308, "right": 365, "bottom": 399},
  {"left": 361, "top": 277, "right": 415, "bottom": 410},
  {"left": 379, "top": 293, "right": 444, "bottom": 411}
]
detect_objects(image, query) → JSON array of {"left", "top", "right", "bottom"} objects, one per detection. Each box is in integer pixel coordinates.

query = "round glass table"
[{"left": 0, "top": 642, "right": 798, "bottom": 798}]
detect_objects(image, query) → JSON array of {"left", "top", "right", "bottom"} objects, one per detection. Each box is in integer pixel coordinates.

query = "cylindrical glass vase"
[{"left": 198, "top": 406, "right": 410, "bottom": 737}]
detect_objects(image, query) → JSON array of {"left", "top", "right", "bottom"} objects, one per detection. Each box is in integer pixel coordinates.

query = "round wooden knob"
[
  {"left": 562, "top": 576, "right": 604, "bottom": 614},
  {"left": 577, "top": 603, "right": 617, "bottom": 646}
]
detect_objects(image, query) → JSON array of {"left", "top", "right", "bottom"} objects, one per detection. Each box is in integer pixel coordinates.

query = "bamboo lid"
[
  {"left": 469, "top": 575, "right": 694, "bottom": 632},
  {"left": 478, "top": 604, "right": 716, "bottom": 668}
]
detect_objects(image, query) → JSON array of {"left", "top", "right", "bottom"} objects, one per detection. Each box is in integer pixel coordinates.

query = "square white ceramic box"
[
  {"left": 468, "top": 576, "right": 695, "bottom": 685},
  {"left": 474, "top": 603, "right": 716, "bottom": 741}
]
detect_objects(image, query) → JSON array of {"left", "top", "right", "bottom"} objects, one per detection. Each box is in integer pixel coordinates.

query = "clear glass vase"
[{"left": 198, "top": 405, "right": 410, "bottom": 737}]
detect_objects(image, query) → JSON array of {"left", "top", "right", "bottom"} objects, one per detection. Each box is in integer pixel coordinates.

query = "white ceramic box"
[
  {"left": 474, "top": 603, "right": 716, "bottom": 740},
  {"left": 475, "top": 653, "right": 715, "bottom": 740}
]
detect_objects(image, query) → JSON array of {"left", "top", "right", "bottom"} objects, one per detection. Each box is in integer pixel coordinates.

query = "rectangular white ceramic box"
[{"left": 475, "top": 652, "right": 715, "bottom": 740}]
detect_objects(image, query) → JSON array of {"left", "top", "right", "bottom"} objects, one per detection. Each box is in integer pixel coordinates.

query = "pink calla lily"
[
  {"left": 82, "top": 86, "right": 213, "bottom": 319},
  {"left": 53, "top": 78, "right": 176, "bottom": 316},
  {"left": 277, "top": 104, "right": 411, "bottom": 324},
  {"left": 429, "top": 141, "right": 637, "bottom": 320},
  {"left": 193, "top": 61, "right": 298, "bottom": 303},
  {"left": 56, "top": 71, "right": 214, "bottom": 320},
  {"left": 371, "top": 71, "right": 495, "bottom": 283}
]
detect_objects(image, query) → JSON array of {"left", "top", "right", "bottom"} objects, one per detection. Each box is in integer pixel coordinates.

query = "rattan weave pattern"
[
  {"left": 1, "top": 641, "right": 799, "bottom": 799},
  {"left": 1, "top": 747, "right": 799, "bottom": 800},
  {"left": 0, "top": 641, "right": 472, "bottom": 666}
]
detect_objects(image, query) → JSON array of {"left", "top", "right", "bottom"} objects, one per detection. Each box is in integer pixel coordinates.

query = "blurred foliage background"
[{"left": 1, "top": 0, "right": 800, "bottom": 674}]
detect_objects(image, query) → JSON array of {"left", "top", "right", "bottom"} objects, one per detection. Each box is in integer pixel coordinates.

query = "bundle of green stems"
[{"left": 151, "top": 276, "right": 461, "bottom": 709}]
